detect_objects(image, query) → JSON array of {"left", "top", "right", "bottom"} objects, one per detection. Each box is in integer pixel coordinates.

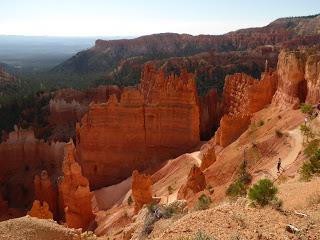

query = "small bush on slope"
[
  {"left": 300, "top": 149, "right": 320, "bottom": 181},
  {"left": 195, "top": 194, "right": 212, "bottom": 210},
  {"left": 300, "top": 103, "right": 313, "bottom": 115},
  {"left": 143, "top": 202, "right": 183, "bottom": 236},
  {"left": 226, "top": 161, "right": 252, "bottom": 198},
  {"left": 300, "top": 124, "right": 314, "bottom": 143},
  {"left": 177, "top": 230, "right": 216, "bottom": 240},
  {"left": 304, "top": 139, "right": 320, "bottom": 157},
  {"left": 248, "top": 179, "right": 278, "bottom": 206},
  {"left": 275, "top": 129, "right": 283, "bottom": 138}
]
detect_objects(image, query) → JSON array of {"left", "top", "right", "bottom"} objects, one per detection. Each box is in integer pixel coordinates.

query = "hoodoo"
[
  {"left": 58, "top": 140, "right": 94, "bottom": 230},
  {"left": 76, "top": 64, "right": 200, "bottom": 189}
]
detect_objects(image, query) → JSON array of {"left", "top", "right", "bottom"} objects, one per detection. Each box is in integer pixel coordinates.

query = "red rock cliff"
[
  {"left": 216, "top": 71, "right": 277, "bottom": 147},
  {"left": 305, "top": 53, "right": 320, "bottom": 104},
  {"left": 76, "top": 64, "right": 200, "bottom": 189},
  {"left": 0, "top": 128, "right": 65, "bottom": 210},
  {"left": 272, "top": 50, "right": 307, "bottom": 109}
]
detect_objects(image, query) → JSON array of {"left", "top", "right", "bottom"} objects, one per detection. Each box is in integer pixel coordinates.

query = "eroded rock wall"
[
  {"left": 76, "top": 65, "right": 200, "bottom": 189},
  {"left": 0, "top": 128, "right": 65, "bottom": 210},
  {"left": 272, "top": 50, "right": 307, "bottom": 109}
]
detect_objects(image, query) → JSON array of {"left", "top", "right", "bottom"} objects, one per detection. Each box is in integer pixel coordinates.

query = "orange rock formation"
[
  {"left": 200, "top": 142, "right": 216, "bottom": 171},
  {"left": 58, "top": 140, "right": 94, "bottom": 230},
  {"left": 178, "top": 165, "right": 206, "bottom": 200},
  {"left": 305, "top": 53, "right": 320, "bottom": 104},
  {"left": 34, "top": 170, "right": 58, "bottom": 218},
  {"left": 76, "top": 64, "right": 200, "bottom": 189},
  {"left": 131, "top": 170, "right": 153, "bottom": 213},
  {"left": 27, "top": 200, "right": 53, "bottom": 219},
  {"left": 272, "top": 50, "right": 307, "bottom": 109},
  {"left": 216, "top": 71, "right": 277, "bottom": 147}
]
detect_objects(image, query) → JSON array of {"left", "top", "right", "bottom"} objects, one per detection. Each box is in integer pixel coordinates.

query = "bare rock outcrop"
[
  {"left": 76, "top": 64, "right": 200, "bottom": 189},
  {"left": 305, "top": 53, "right": 320, "bottom": 104},
  {"left": 27, "top": 200, "right": 53, "bottom": 219},
  {"left": 216, "top": 70, "right": 278, "bottom": 147},
  {"left": 131, "top": 170, "right": 153, "bottom": 214},
  {"left": 272, "top": 50, "right": 307, "bottom": 109},
  {"left": 58, "top": 140, "right": 94, "bottom": 230},
  {"left": 215, "top": 115, "right": 251, "bottom": 147},
  {"left": 177, "top": 165, "right": 206, "bottom": 200},
  {"left": 200, "top": 142, "right": 216, "bottom": 171}
]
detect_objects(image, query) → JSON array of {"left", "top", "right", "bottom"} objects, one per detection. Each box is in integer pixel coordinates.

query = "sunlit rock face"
[
  {"left": 58, "top": 140, "right": 94, "bottom": 230},
  {"left": 305, "top": 53, "right": 320, "bottom": 104},
  {"left": 76, "top": 64, "right": 200, "bottom": 189},
  {"left": 131, "top": 170, "right": 153, "bottom": 214},
  {"left": 27, "top": 200, "right": 53, "bottom": 220},
  {"left": 272, "top": 50, "right": 307, "bottom": 109},
  {"left": 177, "top": 165, "right": 206, "bottom": 200},
  {"left": 215, "top": 70, "right": 278, "bottom": 147}
]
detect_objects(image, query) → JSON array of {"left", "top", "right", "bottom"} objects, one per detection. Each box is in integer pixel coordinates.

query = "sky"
[{"left": 0, "top": 0, "right": 320, "bottom": 37}]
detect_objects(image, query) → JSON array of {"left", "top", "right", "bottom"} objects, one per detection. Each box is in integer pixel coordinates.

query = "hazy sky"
[{"left": 1, "top": 0, "right": 320, "bottom": 37}]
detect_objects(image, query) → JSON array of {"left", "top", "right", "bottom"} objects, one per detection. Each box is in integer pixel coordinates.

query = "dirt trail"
[
  {"left": 271, "top": 128, "right": 303, "bottom": 178},
  {"left": 252, "top": 127, "right": 303, "bottom": 181}
]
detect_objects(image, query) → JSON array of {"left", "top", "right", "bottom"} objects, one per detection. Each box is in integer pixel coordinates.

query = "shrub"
[
  {"left": 275, "top": 129, "right": 283, "bottom": 138},
  {"left": 127, "top": 195, "right": 133, "bottom": 206},
  {"left": 302, "top": 149, "right": 320, "bottom": 179},
  {"left": 300, "top": 103, "right": 313, "bottom": 115},
  {"left": 168, "top": 185, "right": 174, "bottom": 194},
  {"left": 226, "top": 161, "right": 252, "bottom": 198},
  {"left": 195, "top": 194, "right": 212, "bottom": 210},
  {"left": 80, "top": 231, "right": 97, "bottom": 240},
  {"left": 270, "top": 197, "right": 283, "bottom": 210},
  {"left": 226, "top": 180, "right": 247, "bottom": 198},
  {"left": 257, "top": 120, "right": 264, "bottom": 127},
  {"left": 177, "top": 231, "right": 215, "bottom": 240},
  {"left": 194, "top": 230, "right": 215, "bottom": 240},
  {"left": 248, "top": 179, "right": 278, "bottom": 206},
  {"left": 300, "top": 161, "right": 314, "bottom": 180},
  {"left": 304, "top": 139, "right": 320, "bottom": 157},
  {"left": 300, "top": 124, "right": 314, "bottom": 142},
  {"left": 143, "top": 202, "right": 182, "bottom": 236}
]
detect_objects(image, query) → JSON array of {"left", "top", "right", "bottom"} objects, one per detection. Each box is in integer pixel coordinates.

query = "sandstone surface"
[
  {"left": 76, "top": 65, "right": 200, "bottom": 189},
  {"left": 27, "top": 200, "right": 53, "bottom": 220},
  {"left": 131, "top": 170, "right": 153, "bottom": 214},
  {"left": 177, "top": 165, "right": 206, "bottom": 200},
  {"left": 58, "top": 140, "right": 94, "bottom": 230}
]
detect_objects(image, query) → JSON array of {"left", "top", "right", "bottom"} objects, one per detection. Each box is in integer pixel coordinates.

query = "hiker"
[
  {"left": 277, "top": 158, "right": 282, "bottom": 173},
  {"left": 304, "top": 116, "right": 308, "bottom": 125}
]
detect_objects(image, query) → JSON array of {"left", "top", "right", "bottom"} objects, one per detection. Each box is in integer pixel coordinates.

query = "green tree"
[{"left": 248, "top": 179, "right": 278, "bottom": 206}]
